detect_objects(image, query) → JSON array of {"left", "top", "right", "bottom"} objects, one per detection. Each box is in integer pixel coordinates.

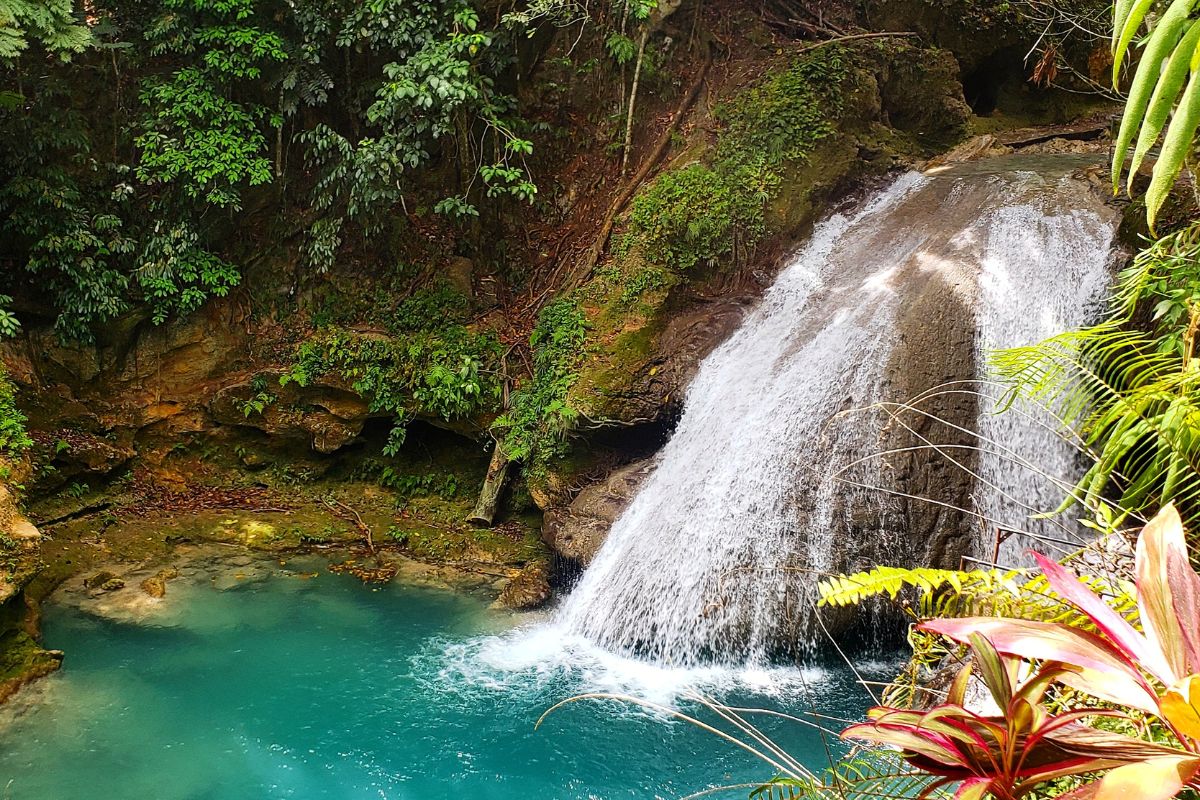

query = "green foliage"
[
  {"left": 715, "top": 47, "right": 845, "bottom": 168},
  {"left": 493, "top": 299, "right": 587, "bottom": 473},
  {"left": 619, "top": 163, "right": 770, "bottom": 272},
  {"left": 0, "top": 368, "right": 31, "bottom": 457},
  {"left": 136, "top": 67, "right": 278, "bottom": 208},
  {"left": 137, "top": 0, "right": 288, "bottom": 209},
  {"left": 284, "top": 326, "right": 502, "bottom": 452},
  {"left": 819, "top": 563, "right": 1139, "bottom": 627},
  {"left": 136, "top": 220, "right": 240, "bottom": 323},
  {"left": 618, "top": 265, "right": 670, "bottom": 305},
  {"left": 617, "top": 47, "right": 846, "bottom": 275},
  {"left": 995, "top": 223, "right": 1200, "bottom": 525},
  {"left": 0, "top": 0, "right": 92, "bottom": 63},
  {"left": 751, "top": 751, "right": 948, "bottom": 799},
  {"left": 908, "top": 506, "right": 1200, "bottom": 799},
  {"left": 0, "top": 295, "right": 18, "bottom": 338},
  {"left": 390, "top": 282, "right": 470, "bottom": 334},
  {"left": 300, "top": 0, "right": 537, "bottom": 270},
  {"left": 1, "top": 0, "right": 558, "bottom": 334},
  {"left": 236, "top": 376, "right": 276, "bottom": 418},
  {"left": 1114, "top": 223, "right": 1200, "bottom": 357},
  {"left": 1111, "top": 0, "right": 1200, "bottom": 228}
]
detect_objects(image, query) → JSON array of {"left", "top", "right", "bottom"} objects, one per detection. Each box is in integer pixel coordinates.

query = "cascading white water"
[
  {"left": 969, "top": 172, "right": 1117, "bottom": 564},
  {"left": 556, "top": 157, "right": 1119, "bottom": 667}
]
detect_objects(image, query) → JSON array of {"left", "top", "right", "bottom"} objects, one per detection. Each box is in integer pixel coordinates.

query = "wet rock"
[
  {"left": 541, "top": 459, "right": 655, "bottom": 565},
  {"left": 924, "top": 134, "right": 1012, "bottom": 169},
  {"left": 0, "top": 482, "right": 39, "bottom": 547},
  {"left": 498, "top": 562, "right": 551, "bottom": 610},
  {"left": 570, "top": 300, "right": 748, "bottom": 426},
  {"left": 209, "top": 375, "right": 372, "bottom": 454},
  {"left": 84, "top": 571, "right": 119, "bottom": 590},
  {"left": 99, "top": 578, "right": 125, "bottom": 592},
  {"left": 140, "top": 576, "right": 166, "bottom": 598}
]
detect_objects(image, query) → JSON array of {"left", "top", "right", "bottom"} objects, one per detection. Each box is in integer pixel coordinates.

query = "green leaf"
[
  {"left": 1147, "top": 64, "right": 1200, "bottom": 229},
  {"left": 1112, "top": 0, "right": 1196, "bottom": 191},
  {"left": 1128, "top": 19, "right": 1200, "bottom": 188}
]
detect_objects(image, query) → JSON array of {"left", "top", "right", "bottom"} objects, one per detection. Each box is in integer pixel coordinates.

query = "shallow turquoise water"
[{"left": 0, "top": 560, "right": 883, "bottom": 799}]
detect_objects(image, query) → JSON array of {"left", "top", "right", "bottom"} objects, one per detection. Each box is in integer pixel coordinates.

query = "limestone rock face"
[
  {"left": 0, "top": 484, "right": 39, "bottom": 549},
  {"left": 209, "top": 376, "right": 374, "bottom": 454},
  {"left": 541, "top": 459, "right": 654, "bottom": 566},
  {"left": 570, "top": 300, "right": 749, "bottom": 427}
]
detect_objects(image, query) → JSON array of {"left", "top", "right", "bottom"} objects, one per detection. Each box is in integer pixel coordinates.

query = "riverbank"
[{"left": 0, "top": 458, "right": 552, "bottom": 705}]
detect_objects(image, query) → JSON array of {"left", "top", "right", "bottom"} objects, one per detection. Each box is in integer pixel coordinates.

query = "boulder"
[
  {"left": 140, "top": 576, "right": 166, "bottom": 598},
  {"left": 570, "top": 300, "right": 748, "bottom": 426},
  {"left": 541, "top": 458, "right": 655, "bottom": 565},
  {"left": 497, "top": 562, "right": 551, "bottom": 610},
  {"left": 83, "top": 571, "right": 118, "bottom": 590}
]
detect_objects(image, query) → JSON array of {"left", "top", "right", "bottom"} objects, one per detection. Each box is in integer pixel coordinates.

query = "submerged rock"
[{"left": 84, "top": 571, "right": 118, "bottom": 590}]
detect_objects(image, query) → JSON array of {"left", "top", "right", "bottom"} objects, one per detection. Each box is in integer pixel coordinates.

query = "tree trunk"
[
  {"left": 620, "top": 26, "right": 650, "bottom": 177},
  {"left": 468, "top": 445, "right": 512, "bottom": 526}
]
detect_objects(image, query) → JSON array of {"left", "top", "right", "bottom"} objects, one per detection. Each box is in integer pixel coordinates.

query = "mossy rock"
[{"left": 0, "top": 629, "right": 62, "bottom": 702}]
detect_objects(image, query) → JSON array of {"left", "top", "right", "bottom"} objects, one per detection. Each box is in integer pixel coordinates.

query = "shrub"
[
  {"left": 0, "top": 369, "right": 31, "bottom": 457},
  {"left": 848, "top": 505, "right": 1200, "bottom": 800},
  {"left": 283, "top": 325, "right": 503, "bottom": 453},
  {"left": 616, "top": 46, "right": 847, "bottom": 275},
  {"left": 492, "top": 299, "right": 587, "bottom": 473}
]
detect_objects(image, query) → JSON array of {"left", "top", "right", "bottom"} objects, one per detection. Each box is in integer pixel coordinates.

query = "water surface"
[{"left": 0, "top": 560, "right": 880, "bottom": 799}]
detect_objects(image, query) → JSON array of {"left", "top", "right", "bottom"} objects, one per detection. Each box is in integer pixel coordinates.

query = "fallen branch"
[
  {"left": 322, "top": 497, "right": 375, "bottom": 555},
  {"left": 793, "top": 30, "right": 917, "bottom": 54}
]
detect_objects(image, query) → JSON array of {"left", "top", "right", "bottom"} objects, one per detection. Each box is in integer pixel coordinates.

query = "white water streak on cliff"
[{"left": 971, "top": 176, "right": 1116, "bottom": 564}]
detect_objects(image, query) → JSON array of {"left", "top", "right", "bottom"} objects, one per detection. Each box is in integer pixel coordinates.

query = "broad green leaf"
[
  {"left": 1129, "top": 20, "right": 1200, "bottom": 188},
  {"left": 1113, "top": 0, "right": 1138, "bottom": 50},
  {"left": 1114, "top": 0, "right": 1158, "bottom": 83},
  {"left": 1148, "top": 67, "right": 1200, "bottom": 229},
  {"left": 1112, "top": 0, "right": 1195, "bottom": 190},
  {"left": 969, "top": 633, "right": 1013, "bottom": 707}
]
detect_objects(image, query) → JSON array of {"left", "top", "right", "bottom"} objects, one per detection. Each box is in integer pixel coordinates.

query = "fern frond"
[
  {"left": 992, "top": 321, "right": 1200, "bottom": 526},
  {"left": 819, "top": 562, "right": 1138, "bottom": 627},
  {"left": 817, "top": 566, "right": 1023, "bottom": 609},
  {"left": 754, "top": 749, "right": 950, "bottom": 799}
]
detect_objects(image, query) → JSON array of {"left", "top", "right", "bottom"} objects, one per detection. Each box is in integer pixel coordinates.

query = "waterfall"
[
  {"left": 969, "top": 176, "right": 1117, "bottom": 564},
  {"left": 556, "top": 156, "right": 1119, "bottom": 667}
]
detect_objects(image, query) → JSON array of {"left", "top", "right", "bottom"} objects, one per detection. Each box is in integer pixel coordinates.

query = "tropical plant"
[
  {"left": 992, "top": 224, "right": 1200, "bottom": 527},
  {"left": 844, "top": 633, "right": 1144, "bottom": 800},
  {"left": 492, "top": 299, "right": 587, "bottom": 474},
  {"left": 1111, "top": 0, "right": 1200, "bottom": 228},
  {"left": 0, "top": 0, "right": 92, "bottom": 64},
  {"left": 819, "top": 564, "right": 1140, "bottom": 629},
  {"left": 898, "top": 505, "right": 1200, "bottom": 799}
]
